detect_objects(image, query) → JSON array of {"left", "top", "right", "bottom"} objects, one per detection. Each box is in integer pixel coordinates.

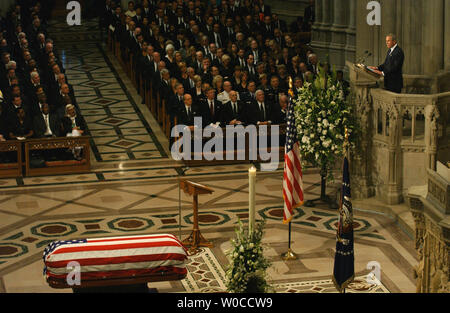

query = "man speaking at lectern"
[{"left": 369, "top": 33, "right": 404, "bottom": 93}]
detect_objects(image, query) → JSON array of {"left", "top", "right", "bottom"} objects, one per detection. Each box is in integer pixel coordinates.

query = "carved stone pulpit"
[
  {"left": 346, "top": 60, "right": 379, "bottom": 200},
  {"left": 179, "top": 180, "right": 214, "bottom": 252}
]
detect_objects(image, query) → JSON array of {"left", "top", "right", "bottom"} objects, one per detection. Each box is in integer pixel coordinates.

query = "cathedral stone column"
[
  {"left": 311, "top": 0, "right": 332, "bottom": 60},
  {"left": 344, "top": 0, "right": 356, "bottom": 68},
  {"left": 0, "top": 0, "right": 15, "bottom": 14},
  {"left": 422, "top": 0, "right": 445, "bottom": 75},
  {"left": 314, "top": 0, "right": 323, "bottom": 26},
  {"left": 311, "top": 0, "right": 323, "bottom": 47},
  {"left": 445, "top": 0, "right": 450, "bottom": 70},
  {"left": 329, "top": 0, "right": 348, "bottom": 70}
]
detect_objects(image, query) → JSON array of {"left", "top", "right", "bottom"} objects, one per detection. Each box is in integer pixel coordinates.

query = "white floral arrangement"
[
  {"left": 225, "top": 219, "right": 272, "bottom": 293},
  {"left": 293, "top": 68, "right": 356, "bottom": 178}
]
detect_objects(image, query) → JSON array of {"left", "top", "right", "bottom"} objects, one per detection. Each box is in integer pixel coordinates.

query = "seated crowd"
[
  {"left": 101, "top": 0, "right": 322, "bottom": 132},
  {"left": 0, "top": 1, "right": 86, "bottom": 162}
]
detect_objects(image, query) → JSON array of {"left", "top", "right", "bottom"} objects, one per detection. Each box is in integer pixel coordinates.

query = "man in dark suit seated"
[
  {"left": 272, "top": 94, "right": 288, "bottom": 125},
  {"left": 32, "top": 102, "right": 61, "bottom": 138},
  {"left": 246, "top": 89, "right": 273, "bottom": 125},
  {"left": 169, "top": 82, "right": 185, "bottom": 120},
  {"left": 177, "top": 93, "right": 198, "bottom": 128},
  {"left": 369, "top": 33, "right": 404, "bottom": 94},
  {"left": 220, "top": 90, "right": 246, "bottom": 126},
  {"left": 240, "top": 80, "right": 257, "bottom": 103},
  {"left": 198, "top": 87, "right": 222, "bottom": 126}
]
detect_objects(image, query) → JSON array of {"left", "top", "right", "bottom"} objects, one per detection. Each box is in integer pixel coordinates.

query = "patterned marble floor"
[{"left": 0, "top": 18, "right": 418, "bottom": 293}]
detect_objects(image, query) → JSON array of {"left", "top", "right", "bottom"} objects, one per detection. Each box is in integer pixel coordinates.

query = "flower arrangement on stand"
[
  {"left": 292, "top": 66, "right": 357, "bottom": 207},
  {"left": 225, "top": 219, "right": 273, "bottom": 293}
]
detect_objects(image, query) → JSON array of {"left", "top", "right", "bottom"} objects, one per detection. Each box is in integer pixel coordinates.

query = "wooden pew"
[
  {"left": 24, "top": 137, "right": 91, "bottom": 177},
  {"left": 0, "top": 141, "right": 22, "bottom": 178}
]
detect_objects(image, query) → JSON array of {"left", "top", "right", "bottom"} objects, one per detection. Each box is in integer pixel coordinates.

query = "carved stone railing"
[
  {"left": 347, "top": 61, "right": 450, "bottom": 204},
  {"left": 407, "top": 164, "right": 450, "bottom": 293}
]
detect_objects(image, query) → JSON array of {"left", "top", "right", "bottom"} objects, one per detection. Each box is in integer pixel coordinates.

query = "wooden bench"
[
  {"left": 24, "top": 136, "right": 91, "bottom": 177},
  {"left": 173, "top": 124, "right": 286, "bottom": 166},
  {"left": 0, "top": 141, "right": 22, "bottom": 178}
]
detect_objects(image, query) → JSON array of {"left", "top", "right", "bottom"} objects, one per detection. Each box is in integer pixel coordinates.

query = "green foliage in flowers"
[
  {"left": 225, "top": 219, "right": 273, "bottom": 293},
  {"left": 293, "top": 64, "right": 357, "bottom": 179}
]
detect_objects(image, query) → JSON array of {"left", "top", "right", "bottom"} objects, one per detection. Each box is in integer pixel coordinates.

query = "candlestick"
[{"left": 248, "top": 166, "right": 256, "bottom": 234}]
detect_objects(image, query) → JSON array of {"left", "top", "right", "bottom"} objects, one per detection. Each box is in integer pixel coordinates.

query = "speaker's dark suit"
[{"left": 378, "top": 45, "right": 404, "bottom": 93}]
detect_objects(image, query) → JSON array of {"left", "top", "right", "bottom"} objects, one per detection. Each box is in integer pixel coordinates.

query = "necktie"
[
  {"left": 260, "top": 102, "right": 265, "bottom": 120},
  {"left": 188, "top": 107, "right": 192, "bottom": 118},
  {"left": 233, "top": 102, "right": 237, "bottom": 115},
  {"left": 210, "top": 100, "right": 214, "bottom": 116}
]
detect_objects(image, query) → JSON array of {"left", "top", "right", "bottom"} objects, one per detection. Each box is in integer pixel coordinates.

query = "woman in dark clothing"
[{"left": 8, "top": 107, "right": 33, "bottom": 140}]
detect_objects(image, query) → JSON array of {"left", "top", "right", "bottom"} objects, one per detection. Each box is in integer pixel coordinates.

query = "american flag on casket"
[{"left": 43, "top": 234, "right": 188, "bottom": 284}]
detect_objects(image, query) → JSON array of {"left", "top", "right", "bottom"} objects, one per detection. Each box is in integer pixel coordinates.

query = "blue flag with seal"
[{"left": 332, "top": 156, "right": 354, "bottom": 292}]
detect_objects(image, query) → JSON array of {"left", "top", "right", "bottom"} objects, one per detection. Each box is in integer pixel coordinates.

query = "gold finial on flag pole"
[
  {"left": 288, "top": 76, "right": 294, "bottom": 98},
  {"left": 343, "top": 127, "right": 349, "bottom": 153}
]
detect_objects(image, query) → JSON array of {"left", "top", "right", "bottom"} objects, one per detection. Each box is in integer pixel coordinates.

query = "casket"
[{"left": 43, "top": 234, "right": 188, "bottom": 289}]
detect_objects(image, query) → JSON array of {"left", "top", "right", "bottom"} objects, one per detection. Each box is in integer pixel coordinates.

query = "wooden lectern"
[
  {"left": 347, "top": 61, "right": 382, "bottom": 83},
  {"left": 179, "top": 180, "right": 214, "bottom": 252}
]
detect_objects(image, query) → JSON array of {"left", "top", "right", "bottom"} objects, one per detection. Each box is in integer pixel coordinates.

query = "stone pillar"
[
  {"left": 311, "top": 0, "right": 332, "bottom": 60},
  {"left": 386, "top": 101, "right": 403, "bottom": 204},
  {"left": 315, "top": 0, "right": 323, "bottom": 26},
  {"left": 311, "top": 0, "right": 323, "bottom": 46},
  {"left": 425, "top": 105, "right": 440, "bottom": 171},
  {"left": 0, "top": 0, "right": 15, "bottom": 15},
  {"left": 422, "top": 0, "right": 445, "bottom": 75},
  {"left": 121, "top": 0, "right": 130, "bottom": 9},
  {"left": 347, "top": 61, "right": 377, "bottom": 199},
  {"left": 445, "top": 0, "right": 450, "bottom": 70},
  {"left": 344, "top": 0, "right": 356, "bottom": 68},
  {"left": 329, "top": 0, "right": 348, "bottom": 70},
  {"left": 379, "top": 0, "right": 397, "bottom": 64}
]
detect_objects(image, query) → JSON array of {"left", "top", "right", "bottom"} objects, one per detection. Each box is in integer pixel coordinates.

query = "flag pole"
[
  {"left": 281, "top": 76, "right": 299, "bottom": 261},
  {"left": 281, "top": 221, "right": 298, "bottom": 260}
]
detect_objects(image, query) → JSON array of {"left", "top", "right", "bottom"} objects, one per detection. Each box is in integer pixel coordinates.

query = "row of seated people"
[
  {"left": 167, "top": 82, "right": 290, "bottom": 128},
  {"left": 0, "top": 1, "right": 86, "bottom": 164},
  {"left": 102, "top": 1, "right": 316, "bottom": 139}
]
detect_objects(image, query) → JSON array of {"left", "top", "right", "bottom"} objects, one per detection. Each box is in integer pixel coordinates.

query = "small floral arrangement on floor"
[
  {"left": 225, "top": 219, "right": 273, "bottom": 293},
  {"left": 292, "top": 66, "right": 356, "bottom": 179}
]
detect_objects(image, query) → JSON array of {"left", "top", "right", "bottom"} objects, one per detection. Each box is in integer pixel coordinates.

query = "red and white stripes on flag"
[
  {"left": 283, "top": 103, "right": 304, "bottom": 223},
  {"left": 44, "top": 234, "right": 188, "bottom": 282}
]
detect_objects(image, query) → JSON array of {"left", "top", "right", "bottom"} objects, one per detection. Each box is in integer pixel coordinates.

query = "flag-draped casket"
[{"left": 43, "top": 234, "right": 188, "bottom": 288}]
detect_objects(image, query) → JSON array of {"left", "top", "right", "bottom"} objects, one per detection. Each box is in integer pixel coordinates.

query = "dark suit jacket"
[
  {"left": 62, "top": 115, "right": 87, "bottom": 135},
  {"left": 33, "top": 113, "right": 62, "bottom": 137},
  {"left": 198, "top": 98, "right": 222, "bottom": 126},
  {"left": 378, "top": 45, "right": 404, "bottom": 93},
  {"left": 272, "top": 107, "right": 287, "bottom": 125},
  {"left": 169, "top": 93, "right": 185, "bottom": 118},
  {"left": 177, "top": 104, "right": 198, "bottom": 126},
  {"left": 246, "top": 100, "right": 274, "bottom": 125},
  {"left": 220, "top": 100, "right": 246, "bottom": 126}
]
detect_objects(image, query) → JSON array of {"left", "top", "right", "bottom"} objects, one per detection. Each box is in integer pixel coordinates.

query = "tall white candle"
[{"left": 249, "top": 166, "right": 256, "bottom": 234}]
